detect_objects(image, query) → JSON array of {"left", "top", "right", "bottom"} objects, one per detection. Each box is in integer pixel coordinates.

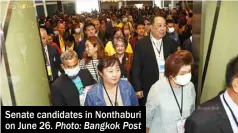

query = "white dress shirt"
[
  {"left": 220, "top": 90, "right": 238, "bottom": 133},
  {"left": 150, "top": 34, "right": 165, "bottom": 79}
]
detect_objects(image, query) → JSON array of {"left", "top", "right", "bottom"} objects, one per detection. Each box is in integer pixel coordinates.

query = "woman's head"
[
  {"left": 122, "top": 23, "right": 130, "bottom": 36},
  {"left": 112, "top": 37, "right": 127, "bottom": 55},
  {"left": 113, "top": 28, "right": 124, "bottom": 38},
  {"left": 98, "top": 56, "right": 121, "bottom": 85},
  {"left": 165, "top": 50, "right": 194, "bottom": 85},
  {"left": 84, "top": 36, "right": 104, "bottom": 63}
]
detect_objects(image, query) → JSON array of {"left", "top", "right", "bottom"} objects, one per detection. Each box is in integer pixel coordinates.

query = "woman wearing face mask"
[
  {"left": 84, "top": 56, "right": 138, "bottom": 106},
  {"left": 122, "top": 24, "right": 132, "bottom": 42},
  {"left": 146, "top": 50, "right": 196, "bottom": 133},
  {"left": 73, "top": 23, "right": 84, "bottom": 44},
  {"left": 79, "top": 36, "right": 105, "bottom": 82},
  {"left": 104, "top": 28, "right": 133, "bottom": 56}
]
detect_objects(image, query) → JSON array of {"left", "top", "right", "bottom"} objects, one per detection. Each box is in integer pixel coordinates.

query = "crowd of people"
[{"left": 38, "top": 5, "right": 238, "bottom": 133}]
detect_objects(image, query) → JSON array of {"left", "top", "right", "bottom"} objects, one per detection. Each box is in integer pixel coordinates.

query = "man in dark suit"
[
  {"left": 91, "top": 18, "right": 106, "bottom": 44},
  {"left": 131, "top": 16, "right": 178, "bottom": 105},
  {"left": 40, "top": 28, "right": 61, "bottom": 83},
  {"left": 77, "top": 23, "right": 96, "bottom": 59},
  {"left": 50, "top": 50, "right": 96, "bottom": 106},
  {"left": 64, "top": 20, "right": 75, "bottom": 37},
  {"left": 185, "top": 55, "right": 238, "bottom": 133}
]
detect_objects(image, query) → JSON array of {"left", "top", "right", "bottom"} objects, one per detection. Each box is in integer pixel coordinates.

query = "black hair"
[
  {"left": 166, "top": 19, "right": 174, "bottom": 24},
  {"left": 226, "top": 55, "right": 238, "bottom": 88},
  {"left": 150, "top": 15, "right": 165, "bottom": 25},
  {"left": 83, "top": 23, "right": 95, "bottom": 32},
  {"left": 135, "top": 23, "right": 145, "bottom": 29},
  {"left": 189, "top": 13, "right": 193, "bottom": 17},
  {"left": 64, "top": 34, "right": 75, "bottom": 42},
  {"left": 97, "top": 56, "right": 120, "bottom": 72}
]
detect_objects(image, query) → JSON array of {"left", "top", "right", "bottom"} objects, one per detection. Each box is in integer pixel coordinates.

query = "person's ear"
[
  {"left": 61, "top": 64, "right": 64, "bottom": 69},
  {"left": 98, "top": 71, "right": 102, "bottom": 77},
  {"left": 232, "top": 77, "right": 238, "bottom": 93}
]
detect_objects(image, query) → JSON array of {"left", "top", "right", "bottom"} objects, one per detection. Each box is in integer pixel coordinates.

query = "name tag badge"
[
  {"left": 158, "top": 60, "right": 165, "bottom": 73},
  {"left": 176, "top": 117, "right": 186, "bottom": 133},
  {"left": 47, "top": 65, "right": 52, "bottom": 75},
  {"left": 79, "top": 93, "right": 85, "bottom": 106}
]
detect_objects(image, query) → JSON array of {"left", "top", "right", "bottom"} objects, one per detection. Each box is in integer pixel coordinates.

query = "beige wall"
[
  {"left": 1, "top": 1, "right": 51, "bottom": 106},
  {"left": 199, "top": 1, "right": 238, "bottom": 103}
]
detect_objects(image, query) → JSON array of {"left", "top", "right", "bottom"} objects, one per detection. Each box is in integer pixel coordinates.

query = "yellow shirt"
[
  {"left": 59, "top": 36, "right": 65, "bottom": 53},
  {"left": 105, "top": 41, "right": 133, "bottom": 56}
]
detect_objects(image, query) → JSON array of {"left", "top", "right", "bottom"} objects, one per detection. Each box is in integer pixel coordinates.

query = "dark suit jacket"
[
  {"left": 182, "top": 37, "right": 192, "bottom": 53},
  {"left": 46, "top": 44, "right": 61, "bottom": 82},
  {"left": 185, "top": 94, "right": 234, "bottom": 133},
  {"left": 131, "top": 35, "right": 178, "bottom": 105},
  {"left": 65, "top": 28, "right": 75, "bottom": 36},
  {"left": 78, "top": 39, "right": 86, "bottom": 60},
  {"left": 50, "top": 69, "right": 96, "bottom": 106}
]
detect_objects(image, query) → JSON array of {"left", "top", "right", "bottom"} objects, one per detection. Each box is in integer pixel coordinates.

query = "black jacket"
[
  {"left": 131, "top": 35, "right": 178, "bottom": 105},
  {"left": 50, "top": 69, "right": 96, "bottom": 106},
  {"left": 185, "top": 92, "right": 234, "bottom": 133},
  {"left": 46, "top": 44, "right": 61, "bottom": 82}
]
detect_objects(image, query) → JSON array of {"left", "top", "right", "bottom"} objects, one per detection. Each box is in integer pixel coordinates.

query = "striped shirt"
[{"left": 79, "top": 59, "right": 100, "bottom": 82}]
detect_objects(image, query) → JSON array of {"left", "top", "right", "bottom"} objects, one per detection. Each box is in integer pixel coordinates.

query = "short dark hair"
[
  {"left": 226, "top": 55, "right": 238, "bottom": 88},
  {"left": 83, "top": 23, "right": 95, "bottom": 32},
  {"left": 135, "top": 23, "right": 145, "bottom": 29},
  {"left": 166, "top": 19, "right": 174, "bottom": 24},
  {"left": 150, "top": 15, "right": 165, "bottom": 25},
  {"left": 98, "top": 56, "right": 120, "bottom": 73},
  {"left": 64, "top": 34, "right": 74, "bottom": 42},
  {"left": 165, "top": 50, "right": 194, "bottom": 78}
]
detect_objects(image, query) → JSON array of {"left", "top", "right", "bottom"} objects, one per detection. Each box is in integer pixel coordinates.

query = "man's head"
[
  {"left": 166, "top": 19, "right": 175, "bottom": 33},
  {"left": 135, "top": 23, "right": 145, "bottom": 37},
  {"left": 111, "top": 14, "right": 117, "bottom": 22},
  {"left": 67, "top": 21, "right": 73, "bottom": 29},
  {"left": 91, "top": 18, "right": 100, "bottom": 33},
  {"left": 64, "top": 34, "right": 75, "bottom": 47},
  {"left": 150, "top": 16, "right": 167, "bottom": 40},
  {"left": 61, "top": 50, "right": 80, "bottom": 78},
  {"left": 226, "top": 55, "right": 238, "bottom": 94},
  {"left": 45, "top": 20, "right": 51, "bottom": 28},
  {"left": 57, "top": 23, "right": 65, "bottom": 36},
  {"left": 40, "top": 28, "right": 48, "bottom": 47},
  {"left": 84, "top": 23, "right": 96, "bottom": 37}
]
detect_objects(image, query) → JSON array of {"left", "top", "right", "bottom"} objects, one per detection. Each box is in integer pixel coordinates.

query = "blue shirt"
[
  {"left": 72, "top": 76, "right": 84, "bottom": 95},
  {"left": 84, "top": 80, "right": 138, "bottom": 106}
]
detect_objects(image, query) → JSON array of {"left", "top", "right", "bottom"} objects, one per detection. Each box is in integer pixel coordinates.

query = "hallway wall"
[{"left": 199, "top": 1, "right": 238, "bottom": 103}]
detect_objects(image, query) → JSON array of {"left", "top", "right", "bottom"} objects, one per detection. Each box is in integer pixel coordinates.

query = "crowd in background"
[{"left": 38, "top": 5, "right": 238, "bottom": 133}]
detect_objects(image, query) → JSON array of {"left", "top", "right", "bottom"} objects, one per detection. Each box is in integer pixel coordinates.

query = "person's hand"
[{"left": 136, "top": 91, "right": 144, "bottom": 99}]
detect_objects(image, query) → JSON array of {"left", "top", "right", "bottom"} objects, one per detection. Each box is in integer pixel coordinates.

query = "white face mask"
[
  {"left": 64, "top": 65, "right": 80, "bottom": 78},
  {"left": 168, "top": 27, "right": 175, "bottom": 33},
  {"left": 122, "top": 18, "right": 127, "bottom": 22},
  {"left": 54, "top": 31, "right": 59, "bottom": 36},
  {"left": 172, "top": 72, "right": 191, "bottom": 86},
  {"left": 75, "top": 28, "right": 81, "bottom": 33}
]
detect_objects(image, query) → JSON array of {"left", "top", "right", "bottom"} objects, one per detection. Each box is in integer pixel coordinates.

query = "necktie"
[{"left": 44, "top": 48, "right": 53, "bottom": 81}]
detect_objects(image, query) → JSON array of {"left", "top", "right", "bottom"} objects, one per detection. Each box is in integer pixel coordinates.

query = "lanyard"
[
  {"left": 103, "top": 84, "right": 119, "bottom": 106},
  {"left": 151, "top": 37, "right": 163, "bottom": 57},
  {"left": 223, "top": 93, "right": 238, "bottom": 127},
  {"left": 169, "top": 80, "right": 183, "bottom": 117},
  {"left": 91, "top": 60, "right": 99, "bottom": 81}
]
